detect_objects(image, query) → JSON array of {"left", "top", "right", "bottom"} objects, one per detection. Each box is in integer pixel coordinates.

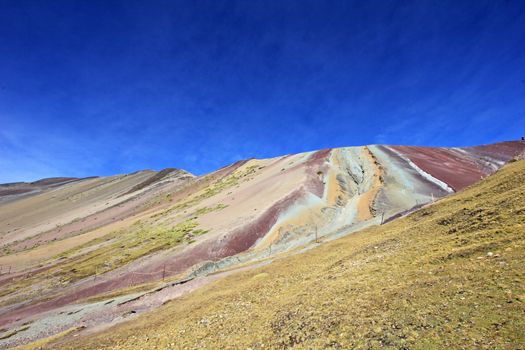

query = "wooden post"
[
  {"left": 315, "top": 225, "right": 318, "bottom": 243},
  {"left": 381, "top": 212, "right": 385, "bottom": 225},
  {"left": 8, "top": 266, "right": 11, "bottom": 274},
  {"left": 162, "top": 264, "right": 166, "bottom": 282}
]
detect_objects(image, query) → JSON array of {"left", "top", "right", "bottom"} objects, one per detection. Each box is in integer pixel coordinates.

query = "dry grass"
[{"left": 40, "top": 161, "right": 525, "bottom": 349}]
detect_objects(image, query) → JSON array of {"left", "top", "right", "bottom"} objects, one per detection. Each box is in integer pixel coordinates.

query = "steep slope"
[
  {"left": 43, "top": 159, "right": 525, "bottom": 349},
  {"left": 0, "top": 141, "right": 524, "bottom": 349}
]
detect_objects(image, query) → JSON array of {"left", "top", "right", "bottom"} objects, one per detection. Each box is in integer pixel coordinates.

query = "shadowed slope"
[{"left": 44, "top": 160, "right": 525, "bottom": 349}]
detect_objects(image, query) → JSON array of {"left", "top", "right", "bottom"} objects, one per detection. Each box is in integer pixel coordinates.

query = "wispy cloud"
[{"left": 0, "top": 1, "right": 524, "bottom": 182}]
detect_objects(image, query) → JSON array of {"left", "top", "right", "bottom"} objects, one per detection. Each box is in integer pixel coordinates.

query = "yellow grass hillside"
[{"left": 43, "top": 160, "right": 525, "bottom": 349}]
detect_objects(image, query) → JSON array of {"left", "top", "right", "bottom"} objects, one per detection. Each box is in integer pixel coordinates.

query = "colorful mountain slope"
[
  {"left": 40, "top": 158, "right": 525, "bottom": 349},
  {"left": 0, "top": 140, "right": 524, "bottom": 348}
]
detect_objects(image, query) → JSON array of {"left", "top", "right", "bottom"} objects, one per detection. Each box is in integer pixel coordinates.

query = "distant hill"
[{"left": 0, "top": 177, "right": 84, "bottom": 201}]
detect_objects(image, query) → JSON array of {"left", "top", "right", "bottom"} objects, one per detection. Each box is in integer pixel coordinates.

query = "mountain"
[
  {"left": 54, "top": 151, "right": 525, "bottom": 350},
  {"left": 0, "top": 140, "right": 524, "bottom": 349}
]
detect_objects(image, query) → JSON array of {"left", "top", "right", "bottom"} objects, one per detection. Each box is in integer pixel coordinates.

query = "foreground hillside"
[{"left": 35, "top": 159, "right": 525, "bottom": 349}]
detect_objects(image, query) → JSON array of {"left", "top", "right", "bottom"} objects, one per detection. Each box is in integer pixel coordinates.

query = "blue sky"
[{"left": 1, "top": 0, "right": 524, "bottom": 182}]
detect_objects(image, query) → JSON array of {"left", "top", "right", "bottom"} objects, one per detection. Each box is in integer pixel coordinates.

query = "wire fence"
[
  {"left": 1, "top": 205, "right": 423, "bottom": 288},
  {"left": 0, "top": 263, "right": 184, "bottom": 291},
  {"left": 0, "top": 265, "right": 13, "bottom": 275},
  {"left": 91, "top": 264, "right": 183, "bottom": 288}
]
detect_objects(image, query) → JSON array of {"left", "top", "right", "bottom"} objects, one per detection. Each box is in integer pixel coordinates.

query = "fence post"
[{"left": 162, "top": 265, "right": 166, "bottom": 282}]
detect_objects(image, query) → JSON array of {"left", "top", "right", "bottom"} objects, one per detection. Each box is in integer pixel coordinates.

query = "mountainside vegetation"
[{"left": 34, "top": 160, "right": 525, "bottom": 349}]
